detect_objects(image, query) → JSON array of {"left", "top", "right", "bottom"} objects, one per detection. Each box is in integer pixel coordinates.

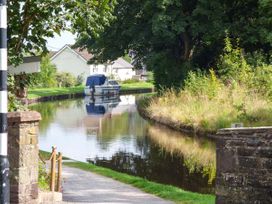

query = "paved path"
[{"left": 61, "top": 166, "right": 173, "bottom": 204}]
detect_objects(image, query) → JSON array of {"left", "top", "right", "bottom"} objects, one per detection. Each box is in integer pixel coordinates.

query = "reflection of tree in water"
[
  {"left": 147, "top": 125, "right": 216, "bottom": 185},
  {"left": 30, "top": 99, "right": 79, "bottom": 133},
  {"left": 92, "top": 141, "right": 214, "bottom": 194},
  {"left": 95, "top": 111, "right": 147, "bottom": 150}
]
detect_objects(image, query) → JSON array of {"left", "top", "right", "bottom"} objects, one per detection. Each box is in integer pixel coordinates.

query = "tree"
[
  {"left": 8, "top": 0, "right": 116, "bottom": 65},
  {"left": 75, "top": 0, "right": 272, "bottom": 89}
]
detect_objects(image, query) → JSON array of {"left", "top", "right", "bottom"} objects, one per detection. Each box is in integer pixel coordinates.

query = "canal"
[{"left": 30, "top": 94, "right": 216, "bottom": 194}]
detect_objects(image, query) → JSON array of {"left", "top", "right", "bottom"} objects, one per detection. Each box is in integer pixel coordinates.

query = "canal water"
[{"left": 30, "top": 94, "right": 216, "bottom": 194}]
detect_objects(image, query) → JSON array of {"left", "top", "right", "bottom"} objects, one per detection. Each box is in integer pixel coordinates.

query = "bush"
[
  {"left": 30, "top": 56, "right": 57, "bottom": 88},
  {"left": 146, "top": 71, "right": 154, "bottom": 83},
  {"left": 76, "top": 74, "right": 84, "bottom": 86},
  {"left": 56, "top": 72, "right": 76, "bottom": 87},
  {"left": 217, "top": 36, "right": 252, "bottom": 85}
]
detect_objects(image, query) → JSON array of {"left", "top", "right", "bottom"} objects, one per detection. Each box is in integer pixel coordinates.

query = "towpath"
[{"left": 60, "top": 165, "right": 173, "bottom": 204}]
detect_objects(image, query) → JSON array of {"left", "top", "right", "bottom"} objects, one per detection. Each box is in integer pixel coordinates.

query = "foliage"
[
  {"left": 76, "top": 74, "right": 85, "bottom": 86},
  {"left": 75, "top": 0, "right": 272, "bottom": 89},
  {"left": 55, "top": 72, "right": 76, "bottom": 87},
  {"left": 7, "top": 75, "right": 26, "bottom": 112},
  {"left": 8, "top": 0, "right": 116, "bottom": 66},
  {"left": 38, "top": 161, "right": 50, "bottom": 190},
  {"left": 145, "top": 39, "right": 272, "bottom": 132},
  {"left": 146, "top": 72, "right": 154, "bottom": 83},
  {"left": 32, "top": 56, "right": 57, "bottom": 88},
  {"left": 217, "top": 36, "right": 252, "bottom": 84},
  {"left": 65, "top": 162, "right": 215, "bottom": 204}
]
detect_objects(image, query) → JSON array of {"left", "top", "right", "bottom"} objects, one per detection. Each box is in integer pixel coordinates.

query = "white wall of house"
[
  {"left": 51, "top": 45, "right": 135, "bottom": 82},
  {"left": 51, "top": 47, "right": 91, "bottom": 81},
  {"left": 112, "top": 67, "right": 135, "bottom": 81}
]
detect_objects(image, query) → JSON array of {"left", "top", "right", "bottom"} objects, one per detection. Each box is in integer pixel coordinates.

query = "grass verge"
[
  {"left": 28, "top": 82, "right": 154, "bottom": 99},
  {"left": 64, "top": 161, "right": 215, "bottom": 204}
]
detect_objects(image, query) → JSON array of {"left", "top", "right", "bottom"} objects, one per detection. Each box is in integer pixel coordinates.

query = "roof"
[
  {"left": 112, "top": 58, "right": 134, "bottom": 69},
  {"left": 73, "top": 47, "right": 94, "bottom": 61},
  {"left": 22, "top": 56, "right": 41, "bottom": 63},
  {"left": 50, "top": 45, "right": 133, "bottom": 68}
]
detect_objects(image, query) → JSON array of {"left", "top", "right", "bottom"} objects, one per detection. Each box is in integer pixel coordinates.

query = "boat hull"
[{"left": 84, "top": 86, "right": 120, "bottom": 96}]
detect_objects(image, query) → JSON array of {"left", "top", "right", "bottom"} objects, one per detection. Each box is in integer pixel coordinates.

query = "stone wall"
[
  {"left": 216, "top": 127, "right": 272, "bottom": 204},
  {"left": 8, "top": 111, "right": 41, "bottom": 204}
]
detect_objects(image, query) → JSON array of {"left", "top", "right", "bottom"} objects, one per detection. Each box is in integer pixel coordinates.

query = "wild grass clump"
[{"left": 147, "top": 37, "right": 272, "bottom": 132}]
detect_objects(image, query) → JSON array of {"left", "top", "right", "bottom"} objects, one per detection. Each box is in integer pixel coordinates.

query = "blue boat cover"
[
  {"left": 86, "top": 74, "right": 107, "bottom": 87},
  {"left": 86, "top": 104, "right": 106, "bottom": 115}
]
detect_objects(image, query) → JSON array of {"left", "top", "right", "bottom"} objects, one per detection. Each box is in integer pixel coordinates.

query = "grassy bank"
[
  {"left": 65, "top": 161, "right": 215, "bottom": 204},
  {"left": 145, "top": 81, "right": 272, "bottom": 134},
  {"left": 28, "top": 82, "right": 153, "bottom": 99},
  {"left": 142, "top": 73, "right": 272, "bottom": 134}
]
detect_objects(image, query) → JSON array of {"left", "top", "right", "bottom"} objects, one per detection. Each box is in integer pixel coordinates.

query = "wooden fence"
[{"left": 39, "top": 146, "right": 63, "bottom": 192}]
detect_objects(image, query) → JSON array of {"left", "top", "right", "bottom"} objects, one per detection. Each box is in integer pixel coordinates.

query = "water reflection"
[
  {"left": 30, "top": 95, "right": 215, "bottom": 194},
  {"left": 147, "top": 125, "right": 216, "bottom": 185}
]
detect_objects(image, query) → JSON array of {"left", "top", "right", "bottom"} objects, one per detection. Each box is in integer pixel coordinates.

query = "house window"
[{"left": 93, "top": 65, "right": 98, "bottom": 73}]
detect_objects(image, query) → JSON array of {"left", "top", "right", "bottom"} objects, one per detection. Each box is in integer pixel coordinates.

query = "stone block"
[{"left": 216, "top": 128, "right": 272, "bottom": 204}]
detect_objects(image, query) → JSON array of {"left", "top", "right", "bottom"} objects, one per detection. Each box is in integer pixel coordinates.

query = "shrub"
[
  {"left": 184, "top": 70, "right": 222, "bottom": 99},
  {"left": 217, "top": 36, "right": 253, "bottom": 85},
  {"left": 29, "top": 56, "right": 57, "bottom": 88},
  {"left": 146, "top": 71, "right": 154, "bottom": 83},
  {"left": 56, "top": 72, "right": 76, "bottom": 87},
  {"left": 76, "top": 74, "right": 84, "bottom": 86}
]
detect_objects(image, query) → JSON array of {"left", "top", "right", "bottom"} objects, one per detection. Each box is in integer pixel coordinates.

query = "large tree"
[
  {"left": 75, "top": 0, "right": 272, "bottom": 89},
  {"left": 8, "top": 0, "right": 116, "bottom": 65}
]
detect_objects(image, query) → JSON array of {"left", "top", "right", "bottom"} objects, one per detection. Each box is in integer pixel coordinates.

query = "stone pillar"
[
  {"left": 216, "top": 127, "right": 272, "bottom": 204},
  {"left": 8, "top": 111, "right": 41, "bottom": 204}
]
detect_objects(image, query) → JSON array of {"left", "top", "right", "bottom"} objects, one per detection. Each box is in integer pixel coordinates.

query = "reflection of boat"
[
  {"left": 85, "top": 96, "right": 120, "bottom": 115},
  {"left": 84, "top": 74, "right": 121, "bottom": 96}
]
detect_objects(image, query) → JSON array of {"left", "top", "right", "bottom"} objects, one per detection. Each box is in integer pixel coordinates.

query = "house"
[
  {"left": 50, "top": 45, "right": 135, "bottom": 81},
  {"left": 8, "top": 56, "right": 41, "bottom": 75}
]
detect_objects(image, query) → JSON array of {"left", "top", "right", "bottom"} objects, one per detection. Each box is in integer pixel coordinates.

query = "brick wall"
[
  {"left": 216, "top": 127, "right": 272, "bottom": 204},
  {"left": 8, "top": 111, "right": 41, "bottom": 204}
]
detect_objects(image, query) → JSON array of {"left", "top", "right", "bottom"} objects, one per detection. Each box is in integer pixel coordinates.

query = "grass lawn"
[
  {"left": 64, "top": 161, "right": 215, "bottom": 204},
  {"left": 120, "top": 82, "right": 154, "bottom": 90},
  {"left": 28, "top": 86, "right": 84, "bottom": 99},
  {"left": 28, "top": 82, "right": 154, "bottom": 99}
]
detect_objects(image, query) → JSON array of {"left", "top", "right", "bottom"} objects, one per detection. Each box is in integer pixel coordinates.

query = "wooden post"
[
  {"left": 50, "top": 146, "right": 57, "bottom": 192},
  {"left": 57, "top": 152, "right": 62, "bottom": 192}
]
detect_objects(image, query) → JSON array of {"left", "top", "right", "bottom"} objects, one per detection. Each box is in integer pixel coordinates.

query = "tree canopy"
[
  {"left": 8, "top": 0, "right": 116, "bottom": 65},
  {"left": 75, "top": 0, "right": 272, "bottom": 89}
]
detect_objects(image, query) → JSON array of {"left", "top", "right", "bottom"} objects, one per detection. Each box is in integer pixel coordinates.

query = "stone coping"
[
  {"left": 220, "top": 126, "right": 272, "bottom": 131},
  {"left": 8, "top": 111, "right": 41, "bottom": 123}
]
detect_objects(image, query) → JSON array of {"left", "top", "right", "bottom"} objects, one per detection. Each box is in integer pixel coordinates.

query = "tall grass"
[{"left": 148, "top": 81, "right": 272, "bottom": 133}]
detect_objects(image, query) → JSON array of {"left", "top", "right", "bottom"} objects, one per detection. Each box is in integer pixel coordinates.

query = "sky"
[{"left": 46, "top": 31, "right": 76, "bottom": 51}]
